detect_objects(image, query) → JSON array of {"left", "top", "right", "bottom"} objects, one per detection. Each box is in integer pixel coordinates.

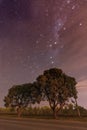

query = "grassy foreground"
[{"left": 0, "top": 106, "right": 87, "bottom": 122}]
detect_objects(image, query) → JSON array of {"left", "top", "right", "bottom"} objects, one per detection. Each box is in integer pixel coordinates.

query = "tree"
[
  {"left": 4, "top": 83, "right": 42, "bottom": 117},
  {"left": 74, "top": 99, "right": 81, "bottom": 117},
  {"left": 36, "top": 68, "right": 77, "bottom": 118}
]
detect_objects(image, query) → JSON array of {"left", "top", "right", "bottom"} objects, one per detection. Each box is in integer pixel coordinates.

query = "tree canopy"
[
  {"left": 4, "top": 68, "right": 78, "bottom": 118},
  {"left": 36, "top": 68, "right": 77, "bottom": 118},
  {"left": 4, "top": 83, "right": 42, "bottom": 117}
]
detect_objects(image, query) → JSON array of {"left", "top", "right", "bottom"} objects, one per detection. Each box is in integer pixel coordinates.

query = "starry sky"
[{"left": 0, "top": 0, "right": 87, "bottom": 107}]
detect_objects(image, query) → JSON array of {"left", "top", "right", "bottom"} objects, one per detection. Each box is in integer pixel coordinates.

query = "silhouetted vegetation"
[
  {"left": 4, "top": 68, "right": 80, "bottom": 118},
  {"left": 0, "top": 105, "right": 87, "bottom": 119}
]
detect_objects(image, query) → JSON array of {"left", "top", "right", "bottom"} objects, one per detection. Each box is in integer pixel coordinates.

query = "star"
[
  {"left": 79, "top": 23, "right": 83, "bottom": 26},
  {"left": 54, "top": 42, "right": 57, "bottom": 45},
  {"left": 63, "top": 27, "right": 66, "bottom": 30},
  {"left": 67, "top": 0, "right": 71, "bottom": 4},
  {"left": 50, "top": 56, "right": 53, "bottom": 59},
  {"left": 72, "top": 5, "right": 76, "bottom": 10},
  {"left": 49, "top": 44, "right": 53, "bottom": 48},
  {"left": 51, "top": 61, "right": 55, "bottom": 64}
]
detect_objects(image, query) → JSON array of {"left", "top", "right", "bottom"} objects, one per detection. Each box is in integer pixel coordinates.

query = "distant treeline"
[{"left": 0, "top": 105, "right": 87, "bottom": 117}]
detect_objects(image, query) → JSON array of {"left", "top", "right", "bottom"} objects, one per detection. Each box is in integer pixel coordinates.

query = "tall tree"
[
  {"left": 4, "top": 83, "right": 42, "bottom": 117},
  {"left": 37, "top": 68, "right": 77, "bottom": 118}
]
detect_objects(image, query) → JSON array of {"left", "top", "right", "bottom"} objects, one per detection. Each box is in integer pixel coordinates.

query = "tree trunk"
[
  {"left": 75, "top": 99, "right": 81, "bottom": 117},
  {"left": 49, "top": 102, "right": 58, "bottom": 119},
  {"left": 17, "top": 107, "right": 23, "bottom": 118},
  {"left": 53, "top": 108, "right": 57, "bottom": 119},
  {"left": 77, "top": 107, "right": 81, "bottom": 117}
]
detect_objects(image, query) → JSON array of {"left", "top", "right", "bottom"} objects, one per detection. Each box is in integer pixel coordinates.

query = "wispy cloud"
[{"left": 77, "top": 80, "right": 87, "bottom": 88}]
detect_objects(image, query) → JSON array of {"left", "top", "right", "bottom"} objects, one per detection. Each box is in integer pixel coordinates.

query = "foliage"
[
  {"left": 0, "top": 105, "right": 87, "bottom": 118},
  {"left": 23, "top": 106, "right": 53, "bottom": 117},
  {"left": 4, "top": 84, "right": 32, "bottom": 108},
  {"left": 36, "top": 68, "right": 77, "bottom": 118},
  {"left": 4, "top": 83, "right": 42, "bottom": 117},
  {"left": 4, "top": 67, "right": 78, "bottom": 118}
]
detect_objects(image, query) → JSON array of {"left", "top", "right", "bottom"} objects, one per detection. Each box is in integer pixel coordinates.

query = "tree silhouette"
[
  {"left": 4, "top": 83, "right": 42, "bottom": 117},
  {"left": 37, "top": 68, "right": 77, "bottom": 118}
]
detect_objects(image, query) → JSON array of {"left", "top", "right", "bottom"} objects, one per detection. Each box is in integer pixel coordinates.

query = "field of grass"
[{"left": 0, "top": 106, "right": 87, "bottom": 122}]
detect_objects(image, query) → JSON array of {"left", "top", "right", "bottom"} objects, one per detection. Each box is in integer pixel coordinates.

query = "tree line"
[{"left": 4, "top": 68, "right": 79, "bottom": 118}]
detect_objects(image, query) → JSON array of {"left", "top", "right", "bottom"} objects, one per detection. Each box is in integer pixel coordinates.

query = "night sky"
[{"left": 0, "top": 0, "right": 87, "bottom": 107}]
